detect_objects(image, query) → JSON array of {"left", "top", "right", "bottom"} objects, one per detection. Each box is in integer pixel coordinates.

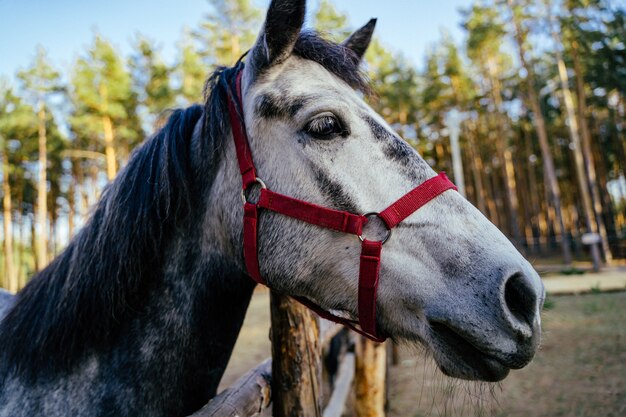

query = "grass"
[
  {"left": 543, "top": 296, "right": 556, "bottom": 310},
  {"left": 560, "top": 267, "right": 587, "bottom": 276}
]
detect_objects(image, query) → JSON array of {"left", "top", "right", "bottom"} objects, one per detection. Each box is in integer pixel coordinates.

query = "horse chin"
[{"left": 427, "top": 322, "right": 511, "bottom": 382}]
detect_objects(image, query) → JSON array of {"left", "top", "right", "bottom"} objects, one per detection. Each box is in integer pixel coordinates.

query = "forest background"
[{"left": 1, "top": 0, "right": 625, "bottom": 291}]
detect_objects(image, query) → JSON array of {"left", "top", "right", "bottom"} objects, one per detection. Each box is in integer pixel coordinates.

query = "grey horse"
[{"left": 0, "top": 1, "right": 544, "bottom": 416}]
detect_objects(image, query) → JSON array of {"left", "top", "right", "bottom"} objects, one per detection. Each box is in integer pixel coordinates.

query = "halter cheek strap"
[{"left": 227, "top": 69, "right": 456, "bottom": 342}]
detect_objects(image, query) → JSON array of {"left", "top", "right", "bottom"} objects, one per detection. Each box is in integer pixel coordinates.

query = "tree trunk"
[
  {"left": 270, "top": 292, "right": 322, "bottom": 417},
  {"left": 523, "top": 122, "right": 542, "bottom": 253},
  {"left": 68, "top": 175, "right": 76, "bottom": 239},
  {"left": 609, "top": 106, "right": 626, "bottom": 218},
  {"left": 486, "top": 62, "right": 522, "bottom": 245},
  {"left": 102, "top": 115, "right": 117, "bottom": 181},
  {"left": 548, "top": 14, "right": 601, "bottom": 271},
  {"left": 354, "top": 338, "right": 386, "bottom": 417},
  {"left": 30, "top": 213, "right": 37, "bottom": 274},
  {"left": 570, "top": 40, "right": 613, "bottom": 263},
  {"left": 100, "top": 84, "right": 117, "bottom": 181},
  {"left": 35, "top": 100, "right": 48, "bottom": 271},
  {"left": 590, "top": 117, "right": 618, "bottom": 253},
  {"left": 506, "top": 1, "right": 572, "bottom": 265},
  {"left": 16, "top": 195, "right": 25, "bottom": 288},
  {"left": 466, "top": 122, "right": 487, "bottom": 214},
  {"left": 485, "top": 163, "right": 501, "bottom": 229},
  {"left": 2, "top": 150, "right": 16, "bottom": 291},
  {"left": 230, "top": 35, "right": 241, "bottom": 66},
  {"left": 515, "top": 133, "right": 533, "bottom": 250}
]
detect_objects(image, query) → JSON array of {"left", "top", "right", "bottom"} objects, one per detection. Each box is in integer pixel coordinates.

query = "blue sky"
[{"left": 0, "top": 0, "right": 469, "bottom": 80}]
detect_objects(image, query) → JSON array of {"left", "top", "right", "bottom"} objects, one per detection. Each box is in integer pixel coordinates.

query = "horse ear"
[
  {"left": 249, "top": 0, "right": 306, "bottom": 73},
  {"left": 342, "top": 18, "right": 377, "bottom": 61}
]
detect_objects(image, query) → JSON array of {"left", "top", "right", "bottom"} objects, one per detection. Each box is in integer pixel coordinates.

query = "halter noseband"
[{"left": 227, "top": 67, "right": 456, "bottom": 342}]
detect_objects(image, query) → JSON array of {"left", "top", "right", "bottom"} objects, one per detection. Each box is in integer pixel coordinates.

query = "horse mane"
[
  {"left": 0, "top": 31, "right": 367, "bottom": 379},
  {"left": 0, "top": 104, "right": 204, "bottom": 377}
]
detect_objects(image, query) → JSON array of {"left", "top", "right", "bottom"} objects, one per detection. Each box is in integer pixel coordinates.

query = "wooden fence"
[{"left": 195, "top": 291, "right": 388, "bottom": 417}]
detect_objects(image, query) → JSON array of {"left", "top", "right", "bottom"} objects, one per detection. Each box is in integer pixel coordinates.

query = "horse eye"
[{"left": 304, "top": 115, "right": 346, "bottom": 140}]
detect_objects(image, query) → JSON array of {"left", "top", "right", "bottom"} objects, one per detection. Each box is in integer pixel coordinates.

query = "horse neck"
[
  {"left": 138, "top": 216, "right": 256, "bottom": 408},
  {"left": 114, "top": 137, "right": 257, "bottom": 411},
  {"left": 0, "top": 109, "right": 257, "bottom": 415}
]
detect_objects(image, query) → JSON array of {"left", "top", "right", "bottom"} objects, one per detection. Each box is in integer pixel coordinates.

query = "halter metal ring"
[
  {"left": 241, "top": 177, "right": 267, "bottom": 204},
  {"left": 358, "top": 212, "right": 392, "bottom": 244}
]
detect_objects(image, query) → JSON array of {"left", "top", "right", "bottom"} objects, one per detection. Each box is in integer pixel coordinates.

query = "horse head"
[{"left": 209, "top": 0, "right": 544, "bottom": 382}]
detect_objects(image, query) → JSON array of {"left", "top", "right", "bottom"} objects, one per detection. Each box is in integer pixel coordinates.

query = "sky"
[{"left": 0, "top": 0, "right": 469, "bottom": 80}]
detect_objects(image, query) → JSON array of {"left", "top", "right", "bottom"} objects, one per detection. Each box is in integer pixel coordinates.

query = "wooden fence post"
[
  {"left": 270, "top": 291, "right": 322, "bottom": 416},
  {"left": 354, "top": 337, "right": 386, "bottom": 417}
]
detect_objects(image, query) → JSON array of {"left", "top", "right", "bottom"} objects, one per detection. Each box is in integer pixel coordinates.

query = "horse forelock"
[
  {"left": 292, "top": 31, "right": 371, "bottom": 94},
  {"left": 0, "top": 105, "right": 204, "bottom": 379}
]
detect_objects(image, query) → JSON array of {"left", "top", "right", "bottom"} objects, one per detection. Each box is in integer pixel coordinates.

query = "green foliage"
[
  {"left": 72, "top": 36, "right": 132, "bottom": 120},
  {"left": 2, "top": 0, "right": 626, "bottom": 291},
  {"left": 463, "top": 3, "right": 513, "bottom": 79},
  {"left": 16, "top": 47, "right": 68, "bottom": 201},
  {"left": 193, "top": 0, "right": 262, "bottom": 66},
  {"left": 560, "top": 267, "right": 586, "bottom": 275},
  {"left": 14, "top": 48, "right": 66, "bottom": 176},
  {"left": 311, "top": 1, "right": 421, "bottom": 137},
  {"left": 542, "top": 296, "right": 556, "bottom": 310},
  {"left": 313, "top": 0, "right": 352, "bottom": 41},
  {"left": 564, "top": 0, "right": 626, "bottom": 98},
  {"left": 70, "top": 35, "right": 140, "bottom": 157},
  {"left": 0, "top": 84, "right": 38, "bottom": 198},
  {"left": 176, "top": 31, "right": 207, "bottom": 105},
  {"left": 129, "top": 37, "right": 175, "bottom": 126},
  {"left": 17, "top": 47, "right": 63, "bottom": 101},
  {"left": 366, "top": 39, "right": 421, "bottom": 138}
]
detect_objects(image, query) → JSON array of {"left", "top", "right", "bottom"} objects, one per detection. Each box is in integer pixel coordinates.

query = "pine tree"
[
  {"left": 17, "top": 47, "right": 63, "bottom": 271},
  {"left": 313, "top": 0, "right": 352, "bottom": 41},
  {"left": 70, "top": 35, "right": 133, "bottom": 181},
  {"left": 0, "top": 83, "right": 39, "bottom": 290},
  {"left": 541, "top": 0, "right": 603, "bottom": 269},
  {"left": 504, "top": 0, "right": 573, "bottom": 264},
  {"left": 464, "top": 4, "right": 522, "bottom": 245},
  {"left": 194, "top": 0, "right": 262, "bottom": 66},
  {"left": 129, "top": 37, "right": 176, "bottom": 129},
  {"left": 176, "top": 30, "right": 206, "bottom": 105}
]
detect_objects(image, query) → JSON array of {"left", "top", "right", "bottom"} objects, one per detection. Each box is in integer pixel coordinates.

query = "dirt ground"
[
  {"left": 387, "top": 291, "right": 626, "bottom": 417},
  {"left": 220, "top": 290, "right": 626, "bottom": 417}
]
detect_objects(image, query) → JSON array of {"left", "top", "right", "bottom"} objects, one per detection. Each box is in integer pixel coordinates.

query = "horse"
[{"left": 0, "top": 0, "right": 544, "bottom": 415}]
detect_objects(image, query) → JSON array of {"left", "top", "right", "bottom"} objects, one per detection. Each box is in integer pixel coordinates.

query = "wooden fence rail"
[{"left": 190, "top": 359, "right": 272, "bottom": 417}]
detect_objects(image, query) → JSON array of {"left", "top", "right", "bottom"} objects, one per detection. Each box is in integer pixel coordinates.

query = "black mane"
[
  {"left": 0, "top": 105, "right": 203, "bottom": 377},
  {"left": 0, "top": 30, "right": 368, "bottom": 379}
]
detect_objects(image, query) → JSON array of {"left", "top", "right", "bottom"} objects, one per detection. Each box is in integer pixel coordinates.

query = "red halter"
[{"left": 227, "top": 69, "right": 456, "bottom": 342}]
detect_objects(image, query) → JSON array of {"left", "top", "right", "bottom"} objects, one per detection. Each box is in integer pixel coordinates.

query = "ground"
[
  {"left": 386, "top": 291, "right": 626, "bottom": 417},
  {"left": 220, "top": 280, "right": 626, "bottom": 416}
]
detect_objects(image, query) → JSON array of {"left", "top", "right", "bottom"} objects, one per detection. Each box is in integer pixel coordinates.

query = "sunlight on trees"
[{"left": 1, "top": 0, "right": 626, "bottom": 290}]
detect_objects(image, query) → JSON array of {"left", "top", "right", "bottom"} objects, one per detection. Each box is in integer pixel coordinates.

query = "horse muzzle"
[{"left": 425, "top": 265, "right": 544, "bottom": 382}]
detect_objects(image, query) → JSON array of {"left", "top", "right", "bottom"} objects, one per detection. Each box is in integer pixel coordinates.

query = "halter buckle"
[
  {"left": 241, "top": 177, "right": 267, "bottom": 204},
  {"left": 358, "top": 212, "right": 392, "bottom": 244}
]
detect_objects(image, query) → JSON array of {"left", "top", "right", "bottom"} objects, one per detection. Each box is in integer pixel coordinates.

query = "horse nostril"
[{"left": 503, "top": 272, "right": 537, "bottom": 329}]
